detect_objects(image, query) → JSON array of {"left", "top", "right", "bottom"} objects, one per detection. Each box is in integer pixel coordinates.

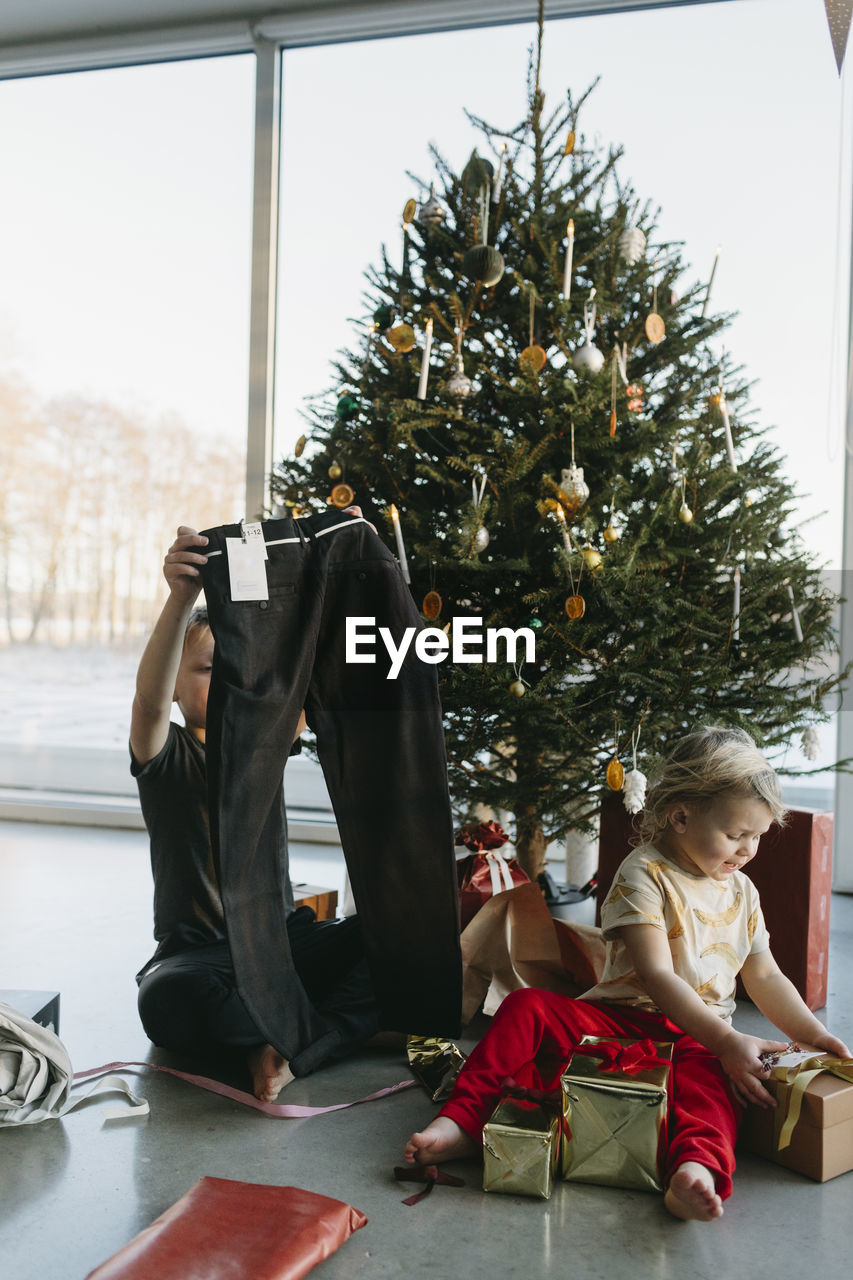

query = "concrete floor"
[{"left": 1, "top": 818, "right": 852, "bottom": 1280}]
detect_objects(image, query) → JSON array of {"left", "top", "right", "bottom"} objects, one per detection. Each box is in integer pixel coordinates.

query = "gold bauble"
[
  {"left": 387, "top": 323, "right": 416, "bottom": 353},
  {"left": 565, "top": 594, "right": 586, "bottom": 620},
  {"left": 330, "top": 483, "right": 355, "bottom": 508},
  {"left": 603, "top": 524, "right": 620, "bottom": 543},
  {"left": 402, "top": 197, "right": 418, "bottom": 224},
  {"left": 294, "top": 434, "right": 306, "bottom": 457},
  {"left": 423, "top": 590, "right": 442, "bottom": 620},
  {"left": 328, "top": 462, "right": 342, "bottom": 480},
  {"left": 678, "top": 502, "right": 694, "bottom": 524},
  {"left": 563, "top": 128, "right": 576, "bottom": 155},
  {"left": 582, "top": 546, "right": 603, "bottom": 572},
  {"left": 606, "top": 758, "right": 625, "bottom": 791},
  {"left": 519, "top": 344, "right": 547, "bottom": 374},
  {"left": 509, "top": 680, "right": 526, "bottom": 698}
]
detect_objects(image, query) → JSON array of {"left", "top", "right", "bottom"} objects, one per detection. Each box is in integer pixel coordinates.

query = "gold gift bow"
[{"left": 769, "top": 1055, "right": 853, "bottom": 1151}]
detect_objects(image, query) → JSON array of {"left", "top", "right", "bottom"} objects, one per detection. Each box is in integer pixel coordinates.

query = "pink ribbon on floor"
[
  {"left": 393, "top": 1164, "right": 465, "bottom": 1205},
  {"left": 72, "top": 1060, "right": 414, "bottom": 1118}
]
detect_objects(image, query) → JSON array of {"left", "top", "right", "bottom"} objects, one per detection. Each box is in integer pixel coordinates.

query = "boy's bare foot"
[
  {"left": 403, "top": 1116, "right": 478, "bottom": 1165},
  {"left": 247, "top": 1044, "right": 294, "bottom": 1102},
  {"left": 664, "top": 1162, "right": 724, "bottom": 1222}
]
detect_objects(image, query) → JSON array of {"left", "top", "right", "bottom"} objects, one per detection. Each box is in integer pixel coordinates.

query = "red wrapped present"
[{"left": 456, "top": 821, "right": 529, "bottom": 930}]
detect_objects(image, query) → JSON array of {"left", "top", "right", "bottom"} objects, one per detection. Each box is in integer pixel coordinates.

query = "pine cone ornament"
[
  {"left": 801, "top": 726, "right": 820, "bottom": 762},
  {"left": 622, "top": 769, "right": 647, "bottom": 815},
  {"left": 618, "top": 226, "right": 646, "bottom": 266}
]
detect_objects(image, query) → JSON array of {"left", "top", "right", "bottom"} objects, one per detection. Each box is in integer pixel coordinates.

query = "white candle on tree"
[
  {"left": 390, "top": 505, "right": 411, "bottom": 583},
  {"left": 563, "top": 220, "right": 575, "bottom": 300},
  {"left": 417, "top": 319, "right": 433, "bottom": 400}
]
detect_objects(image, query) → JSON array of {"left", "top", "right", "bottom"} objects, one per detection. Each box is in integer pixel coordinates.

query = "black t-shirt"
[{"left": 131, "top": 722, "right": 296, "bottom": 979}]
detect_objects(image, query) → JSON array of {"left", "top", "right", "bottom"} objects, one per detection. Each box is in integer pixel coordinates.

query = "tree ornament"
[
  {"left": 461, "top": 150, "right": 494, "bottom": 195},
  {"left": 423, "top": 590, "right": 442, "bottom": 620},
  {"left": 417, "top": 184, "right": 445, "bottom": 231},
  {"left": 294, "top": 435, "right": 306, "bottom": 457},
  {"left": 581, "top": 546, "right": 602, "bottom": 572},
  {"left": 336, "top": 393, "right": 359, "bottom": 421},
  {"left": 462, "top": 244, "right": 506, "bottom": 287},
  {"left": 520, "top": 345, "right": 547, "bottom": 373},
  {"left": 622, "top": 768, "right": 647, "bottom": 814},
  {"left": 526, "top": 617, "right": 543, "bottom": 630},
  {"left": 446, "top": 344, "right": 475, "bottom": 403},
  {"left": 330, "top": 482, "right": 355, "bottom": 508},
  {"left": 626, "top": 382, "right": 643, "bottom": 413},
  {"left": 801, "top": 725, "right": 820, "bottom": 761},
  {"left": 373, "top": 304, "right": 394, "bottom": 330},
  {"left": 606, "top": 757, "right": 625, "bottom": 791},
  {"left": 565, "top": 594, "right": 586, "bottom": 619},
  {"left": 573, "top": 289, "right": 604, "bottom": 375},
  {"left": 645, "top": 259, "right": 665, "bottom": 345},
  {"left": 387, "top": 323, "right": 416, "bottom": 353},
  {"left": 402, "top": 198, "right": 418, "bottom": 225},
  {"left": 558, "top": 466, "right": 589, "bottom": 516},
  {"left": 603, "top": 495, "right": 620, "bottom": 542},
  {"left": 471, "top": 471, "right": 490, "bottom": 552},
  {"left": 619, "top": 225, "right": 646, "bottom": 266},
  {"left": 622, "top": 727, "right": 646, "bottom": 814},
  {"left": 509, "top": 679, "right": 526, "bottom": 698},
  {"left": 678, "top": 476, "right": 693, "bottom": 523},
  {"left": 328, "top": 461, "right": 342, "bottom": 480},
  {"left": 563, "top": 127, "right": 575, "bottom": 155}
]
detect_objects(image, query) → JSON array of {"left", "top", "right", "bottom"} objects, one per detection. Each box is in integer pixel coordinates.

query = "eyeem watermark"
[{"left": 346, "top": 616, "right": 536, "bottom": 679}]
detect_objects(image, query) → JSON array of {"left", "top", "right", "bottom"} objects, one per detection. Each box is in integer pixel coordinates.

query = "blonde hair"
[{"left": 635, "top": 725, "right": 786, "bottom": 845}]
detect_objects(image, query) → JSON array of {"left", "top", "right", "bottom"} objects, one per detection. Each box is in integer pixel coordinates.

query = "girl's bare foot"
[
  {"left": 664, "top": 1162, "right": 724, "bottom": 1222},
  {"left": 403, "top": 1116, "right": 478, "bottom": 1165},
  {"left": 247, "top": 1044, "right": 294, "bottom": 1102}
]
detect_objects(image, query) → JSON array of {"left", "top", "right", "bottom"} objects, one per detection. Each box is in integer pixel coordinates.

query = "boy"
[{"left": 131, "top": 524, "right": 379, "bottom": 1101}]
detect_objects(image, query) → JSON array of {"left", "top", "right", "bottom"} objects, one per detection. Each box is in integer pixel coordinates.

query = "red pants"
[{"left": 440, "top": 989, "right": 741, "bottom": 1199}]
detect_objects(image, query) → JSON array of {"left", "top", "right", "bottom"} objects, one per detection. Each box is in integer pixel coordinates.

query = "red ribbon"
[
  {"left": 578, "top": 1039, "right": 670, "bottom": 1075},
  {"left": 455, "top": 820, "right": 508, "bottom": 852},
  {"left": 393, "top": 1165, "right": 465, "bottom": 1205}
]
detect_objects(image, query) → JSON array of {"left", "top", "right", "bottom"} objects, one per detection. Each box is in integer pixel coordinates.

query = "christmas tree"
[{"left": 272, "top": 14, "right": 846, "bottom": 878}]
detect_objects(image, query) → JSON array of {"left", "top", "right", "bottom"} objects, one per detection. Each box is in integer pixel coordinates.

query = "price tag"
[
  {"left": 226, "top": 537, "right": 269, "bottom": 601},
  {"left": 241, "top": 521, "right": 268, "bottom": 558}
]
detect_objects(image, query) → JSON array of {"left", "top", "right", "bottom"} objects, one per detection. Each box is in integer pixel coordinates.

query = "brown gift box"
[
  {"left": 597, "top": 798, "right": 833, "bottom": 1010},
  {"left": 739, "top": 1053, "right": 853, "bottom": 1182}
]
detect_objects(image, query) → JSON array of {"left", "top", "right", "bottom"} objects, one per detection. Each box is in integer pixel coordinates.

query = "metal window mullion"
[{"left": 245, "top": 37, "right": 281, "bottom": 521}]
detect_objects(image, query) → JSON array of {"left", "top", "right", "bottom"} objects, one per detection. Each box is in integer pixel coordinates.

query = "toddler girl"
[{"left": 403, "top": 726, "right": 851, "bottom": 1221}]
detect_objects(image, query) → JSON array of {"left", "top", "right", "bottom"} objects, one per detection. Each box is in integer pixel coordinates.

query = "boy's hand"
[
  {"left": 164, "top": 525, "right": 208, "bottom": 605},
  {"left": 811, "top": 1032, "right": 852, "bottom": 1059},
  {"left": 717, "top": 1031, "right": 789, "bottom": 1108}
]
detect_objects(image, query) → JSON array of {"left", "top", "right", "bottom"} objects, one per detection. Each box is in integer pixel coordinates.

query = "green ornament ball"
[
  {"left": 373, "top": 304, "right": 394, "bottom": 330},
  {"left": 462, "top": 244, "right": 505, "bottom": 287},
  {"left": 336, "top": 394, "right": 359, "bottom": 421},
  {"left": 526, "top": 617, "right": 543, "bottom": 631}
]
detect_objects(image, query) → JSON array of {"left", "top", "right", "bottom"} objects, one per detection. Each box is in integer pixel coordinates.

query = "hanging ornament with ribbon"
[
  {"left": 557, "top": 421, "right": 590, "bottom": 519},
  {"left": 645, "top": 258, "right": 665, "bottom": 345},
  {"left": 678, "top": 474, "right": 694, "bottom": 524},
  {"left": 520, "top": 291, "right": 547, "bottom": 373},
  {"left": 622, "top": 727, "right": 647, "bottom": 815},
  {"left": 446, "top": 329, "right": 475, "bottom": 404},
  {"left": 471, "top": 470, "right": 490, "bottom": 552},
  {"left": 423, "top": 559, "right": 442, "bottom": 621},
  {"left": 572, "top": 289, "right": 605, "bottom": 374},
  {"left": 801, "top": 725, "right": 820, "bottom": 761},
  {"left": 603, "top": 494, "right": 620, "bottom": 543}
]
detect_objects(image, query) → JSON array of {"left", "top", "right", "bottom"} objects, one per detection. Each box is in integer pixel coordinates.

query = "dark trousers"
[
  {"left": 138, "top": 911, "right": 379, "bottom": 1061},
  {"left": 199, "top": 510, "right": 462, "bottom": 1076}
]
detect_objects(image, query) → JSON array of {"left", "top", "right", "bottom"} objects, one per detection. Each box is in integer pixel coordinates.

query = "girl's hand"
[
  {"left": 811, "top": 1032, "right": 852, "bottom": 1059},
  {"left": 163, "top": 525, "right": 208, "bottom": 603},
  {"left": 718, "top": 1031, "right": 789, "bottom": 1107}
]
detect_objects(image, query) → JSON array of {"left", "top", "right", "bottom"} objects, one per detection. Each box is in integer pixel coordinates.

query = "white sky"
[{"left": 0, "top": 0, "right": 850, "bottom": 568}]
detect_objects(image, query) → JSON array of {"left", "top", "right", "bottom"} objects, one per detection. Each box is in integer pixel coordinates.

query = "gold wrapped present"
[
  {"left": 406, "top": 1036, "right": 467, "bottom": 1103},
  {"left": 739, "top": 1046, "right": 853, "bottom": 1182},
  {"left": 561, "top": 1037, "right": 672, "bottom": 1192},
  {"left": 483, "top": 1095, "right": 562, "bottom": 1199}
]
